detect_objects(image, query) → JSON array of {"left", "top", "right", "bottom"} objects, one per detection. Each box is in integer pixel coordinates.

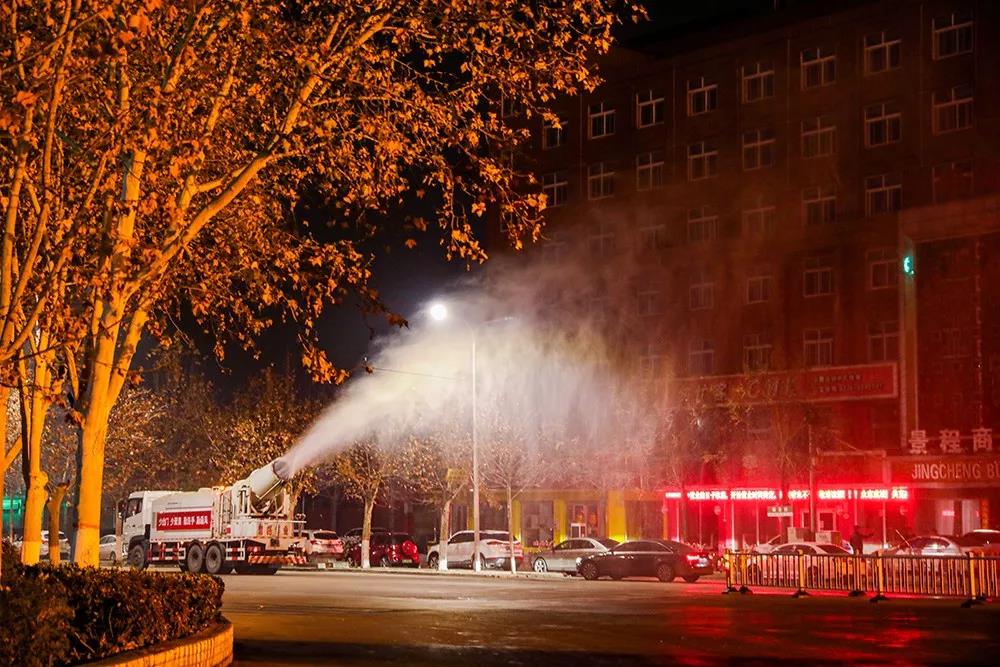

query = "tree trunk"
[
  {"left": 507, "top": 484, "right": 517, "bottom": 574},
  {"left": 46, "top": 483, "right": 68, "bottom": 565},
  {"left": 438, "top": 499, "right": 450, "bottom": 571},
  {"left": 361, "top": 496, "right": 373, "bottom": 569},
  {"left": 0, "top": 385, "right": 8, "bottom": 574},
  {"left": 74, "top": 391, "right": 113, "bottom": 566}
]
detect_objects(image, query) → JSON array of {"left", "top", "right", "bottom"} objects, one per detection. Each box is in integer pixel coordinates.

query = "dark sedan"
[{"left": 577, "top": 539, "right": 714, "bottom": 583}]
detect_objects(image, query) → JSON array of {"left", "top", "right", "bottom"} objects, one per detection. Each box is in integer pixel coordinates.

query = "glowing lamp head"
[{"left": 429, "top": 302, "right": 448, "bottom": 321}]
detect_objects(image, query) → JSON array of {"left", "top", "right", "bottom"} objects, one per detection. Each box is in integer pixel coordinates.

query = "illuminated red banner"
[
  {"left": 156, "top": 510, "right": 212, "bottom": 531},
  {"left": 890, "top": 454, "right": 1000, "bottom": 486},
  {"left": 671, "top": 363, "right": 897, "bottom": 405},
  {"left": 668, "top": 486, "right": 909, "bottom": 503}
]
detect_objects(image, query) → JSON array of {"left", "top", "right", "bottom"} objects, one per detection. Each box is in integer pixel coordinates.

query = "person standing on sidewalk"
[{"left": 849, "top": 525, "right": 872, "bottom": 555}]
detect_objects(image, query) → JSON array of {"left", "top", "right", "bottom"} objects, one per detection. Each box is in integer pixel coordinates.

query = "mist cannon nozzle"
[{"left": 273, "top": 457, "right": 293, "bottom": 481}]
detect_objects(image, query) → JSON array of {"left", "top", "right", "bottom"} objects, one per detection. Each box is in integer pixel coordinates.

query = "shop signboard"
[
  {"left": 766, "top": 505, "right": 793, "bottom": 518},
  {"left": 890, "top": 454, "right": 1000, "bottom": 488}
]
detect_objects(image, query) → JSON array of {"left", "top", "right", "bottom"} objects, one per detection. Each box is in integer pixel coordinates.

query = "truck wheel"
[
  {"left": 128, "top": 544, "right": 147, "bottom": 570},
  {"left": 186, "top": 542, "right": 206, "bottom": 574},
  {"left": 204, "top": 543, "right": 225, "bottom": 575}
]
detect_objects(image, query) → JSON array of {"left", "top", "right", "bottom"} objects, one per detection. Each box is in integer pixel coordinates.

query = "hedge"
[{"left": 0, "top": 547, "right": 224, "bottom": 667}]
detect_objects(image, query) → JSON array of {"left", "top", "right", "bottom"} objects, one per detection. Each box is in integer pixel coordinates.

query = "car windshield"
[
  {"left": 597, "top": 539, "right": 619, "bottom": 549},
  {"left": 313, "top": 532, "right": 338, "bottom": 540},
  {"left": 483, "top": 532, "right": 511, "bottom": 541},
  {"left": 818, "top": 545, "right": 849, "bottom": 554}
]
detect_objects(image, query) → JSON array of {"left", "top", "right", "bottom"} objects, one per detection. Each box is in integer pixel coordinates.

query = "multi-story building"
[{"left": 499, "top": 0, "right": 1000, "bottom": 549}]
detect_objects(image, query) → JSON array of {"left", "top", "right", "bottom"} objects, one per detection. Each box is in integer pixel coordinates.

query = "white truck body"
[{"left": 121, "top": 459, "right": 305, "bottom": 574}]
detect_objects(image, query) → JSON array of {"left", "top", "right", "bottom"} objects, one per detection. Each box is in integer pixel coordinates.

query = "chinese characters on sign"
[
  {"left": 155, "top": 510, "right": 212, "bottom": 531},
  {"left": 907, "top": 428, "right": 993, "bottom": 455}
]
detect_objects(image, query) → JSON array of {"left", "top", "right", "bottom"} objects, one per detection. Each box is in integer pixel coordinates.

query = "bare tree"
[{"left": 333, "top": 442, "right": 398, "bottom": 569}]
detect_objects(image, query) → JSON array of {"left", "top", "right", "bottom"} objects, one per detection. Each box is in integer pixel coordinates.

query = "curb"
[
  {"left": 286, "top": 565, "right": 569, "bottom": 581},
  {"left": 86, "top": 618, "right": 233, "bottom": 667}
]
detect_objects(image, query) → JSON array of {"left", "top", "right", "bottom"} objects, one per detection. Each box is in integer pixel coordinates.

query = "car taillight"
[
  {"left": 401, "top": 540, "right": 417, "bottom": 556},
  {"left": 685, "top": 553, "right": 702, "bottom": 564}
]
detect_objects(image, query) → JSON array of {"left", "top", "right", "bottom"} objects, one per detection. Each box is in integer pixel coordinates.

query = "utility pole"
[{"left": 808, "top": 422, "right": 816, "bottom": 535}]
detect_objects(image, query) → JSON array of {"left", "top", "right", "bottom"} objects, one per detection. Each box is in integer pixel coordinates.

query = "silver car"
[{"left": 531, "top": 537, "right": 618, "bottom": 573}]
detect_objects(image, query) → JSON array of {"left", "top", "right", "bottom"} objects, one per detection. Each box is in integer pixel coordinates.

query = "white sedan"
[
  {"left": 531, "top": 537, "right": 619, "bottom": 573},
  {"left": 99, "top": 534, "right": 121, "bottom": 563}
]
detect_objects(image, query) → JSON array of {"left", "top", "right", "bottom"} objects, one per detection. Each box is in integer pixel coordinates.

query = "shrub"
[
  {"left": 1, "top": 539, "right": 21, "bottom": 584},
  {"left": 0, "top": 574, "right": 72, "bottom": 667},
  {"left": 4, "top": 565, "right": 224, "bottom": 666}
]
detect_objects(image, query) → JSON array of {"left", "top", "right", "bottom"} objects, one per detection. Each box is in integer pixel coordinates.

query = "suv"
[
  {"left": 426, "top": 530, "right": 524, "bottom": 570},
  {"left": 347, "top": 532, "right": 420, "bottom": 567},
  {"left": 301, "top": 530, "right": 345, "bottom": 562},
  {"left": 341, "top": 527, "right": 389, "bottom": 553}
]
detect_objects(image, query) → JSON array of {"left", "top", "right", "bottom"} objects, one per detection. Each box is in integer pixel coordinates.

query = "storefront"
[{"left": 889, "top": 453, "right": 1000, "bottom": 535}]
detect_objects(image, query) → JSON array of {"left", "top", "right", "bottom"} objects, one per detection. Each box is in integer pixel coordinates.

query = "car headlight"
[{"left": 576, "top": 557, "right": 582, "bottom": 566}]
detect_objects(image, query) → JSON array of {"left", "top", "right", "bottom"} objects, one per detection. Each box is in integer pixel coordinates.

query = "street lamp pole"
[{"left": 471, "top": 335, "right": 482, "bottom": 572}]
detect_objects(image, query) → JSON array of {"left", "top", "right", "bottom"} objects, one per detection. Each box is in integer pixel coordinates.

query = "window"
[
  {"left": 932, "top": 85, "right": 973, "bottom": 134},
  {"left": 636, "top": 89, "right": 664, "bottom": 128},
  {"left": 637, "top": 223, "right": 668, "bottom": 250},
  {"left": 802, "top": 186, "right": 836, "bottom": 225},
  {"left": 636, "top": 150, "right": 665, "bottom": 191},
  {"left": 687, "top": 206, "right": 719, "bottom": 243},
  {"left": 542, "top": 114, "right": 566, "bottom": 149},
  {"left": 541, "top": 171, "right": 568, "bottom": 208},
  {"left": 746, "top": 266, "right": 772, "bottom": 304},
  {"left": 803, "top": 257, "right": 833, "bottom": 297},
  {"left": 687, "top": 141, "right": 718, "bottom": 181},
  {"left": 742, "top": 128, "right": 775, "bottom": 170},
  {"left": 801, "top": 116, "right": 836, "bottom": 158},
  {"left": 864, "top": 32, "right": 901, "bottom": 74},
  {"left": 687, "top": 77, "right": 718, "bottom": 115},
  {"left": 742, "top": 61, "right": 774, "bottom": 103},
  {"left": 868, "top": 321, "right": 899, "bottom": 362},
  {"left": 588, "top": 221, "right": 616, "bottom": 257},
  {"left": 587, "top": 162, "right": 615, "bottom": 200},
  {"left": 743, "top": 205, "right": 775, "bottom": 237},
  {"left": 638, "top": 343, "right": 661, "bottom": 381},
  {"left": 637, "top": 290, "right": 661, "bottom": 317},
  {"left": 744, "top": 333, "right": 773, "bottom": 371},
  {"left": 933, "top": 11, "right": 973, "bottom": 59},
  {"left": 588, "top": 101, "right": 615, "bottom": 138},
  {"left": 867, "top": 248, "right": 898, "bottom": 290},
  {"left": 689, "top": 269, "right": 714, "bottom": 310},
  {"left": 932, "top": 160, "right": 974, "bottom": 203},
  {"left": 800, "top": 48, "right": 836, "bottom": 89},
  {"left": 864, "top": 102, "right": 902, "bottom": 147},
  {"left": 689, "top": 339, "right": 715, "bottom": 375},
  {"left": 865, "top": 173, "right": 901, "bottom": 216},
  {"left": 803, "top": 328, "right": 834, "bottom": 367}
]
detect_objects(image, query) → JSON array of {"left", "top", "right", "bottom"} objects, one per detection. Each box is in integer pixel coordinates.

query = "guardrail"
[{"left": 723, "top": 550, "right": 1000, "bottom": 606}]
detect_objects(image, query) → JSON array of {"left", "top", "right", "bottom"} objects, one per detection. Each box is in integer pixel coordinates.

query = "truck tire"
[
  {"left": 128, "top": 544, "right": 148, "bottom": 570},
  {"left": 186, "top": 542, "right": 206, "bottom": 574},
  {"left": 204, "top": 543, "right": 225, "bottom": 575}
]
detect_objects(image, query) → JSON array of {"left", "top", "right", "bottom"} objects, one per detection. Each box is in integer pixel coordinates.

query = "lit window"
[
  {"left": 636, "top": 150, "right": 665, "bottom": 191},
  {"left": 802, "top": 186, "right": 836, "bottom": 225},
  {"left": 588, "top": 221, "right": 616, "bottom": 257},
  {"left": 865, "top": 173, "right": 902, "bottom": 216},
  {"left": 801, "top": 116, "right": 836, "bottom": 158},
  {"left": 868, "top": 321, "right": 899, "bottom": 362},
  {"left": 687, "top": 141, "right": 718, "bottom": 181},
  {"left": 542, "top": 114, "right": 566, "bottom": 149},
  {"left": 863, "top": 32, "right": 901, "bottom": 74},
  {"left": 742, "top": 128, "right": 775, "bottom": 170},
  {"left": 803, "top": 328, "right": 834, "bottom": 367},
  {"left": 689, "top": 269, "right": 714, "bottom": 310},
  {"left": 742, "top": 61, "right": 774, "bottom": 103},
  {"left": 541, "top": 171, "right": 568, "bottom": 208},
  {"left": 864, "top": 102, "right": 902, "bottom": 147},
  {"left": 746, "top": 266, "right": 772, "bottom": 304},
  {"left": 800, "top": 48, "right": 836, "bottom": 89},
  {"left": 587, "top": 162, "right": 615, "bottom": 200},
  {"left": 932, "top": 160, "right": 974, "bottom": 203},
  {"left": 688, "top": 339, "right": 715, "bottom": 376},
  {"left": 636, "top": 90, "right": 664, "bottom": 128},
  {"left": 803, "top": 257, "right": 834, "bottom": 297},
  {"left": 687, "top": 206, "right": 718, "bottom": 243},
  {"left": 687, "top": 77, "right": 718, "bottom": 116},
  {"left": 588, "top": 102, "right": 616, "bottom": 139},
  {"left": 744, "top": 333, "right": 773, "bottom": 371},
  {"left": 867, "top": 248, "right": 898, "bottom": 290},
  {"left": 637, "top": 223, "right": 668, "bottom": 251},
  {"left": 743, "top": 205, "right": 775, "bottom": 238},
  {"left": 637, "top": 290, "right": 661, "bottom": 317},
  {"left": 932, "top": 85, "right": 973, "bottom": 134},
  {"left": 932, "top": 11, "right": 973, "bottom": 60}
]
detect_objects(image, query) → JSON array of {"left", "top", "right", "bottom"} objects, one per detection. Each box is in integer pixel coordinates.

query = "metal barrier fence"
[{"left": 724, "top": 550, "right": 1000, "bottom": 605}]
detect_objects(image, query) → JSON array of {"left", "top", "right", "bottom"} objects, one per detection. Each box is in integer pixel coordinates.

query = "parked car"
[
  {"left": 577, "top": 539, "right": 713, "bottom": 583},
  {"left": 347, "top": 532, "right": 420, "bottom": 567},
  {"left": 300, "top": 530, "right": 345, "bottom": 562},
  {"left": 957, "top": 529, "right": 1000, "bottom": 554},
  {"left": 883, "top": 535, "right": 966, "bottom": 557},
  {"left": 40, "top": 531, "right": 70, "bottom": 559},
  {"left": 426, "top": 530, "right": 524, "bottom": 570},
  {"left": 771, "top": 542, "right": 852, "bottom": 556},
  {"left": 342, "top": 526, "right": 389, "bottom": 552},
  {"left": 98, "top": 534, "right": 121, "bottom": 563},
  {"left": 751, "top": 534, "right": 787, "bottom": 554},
  {"left": 530, "top": 537, "right": 618, "bottom": 573}
]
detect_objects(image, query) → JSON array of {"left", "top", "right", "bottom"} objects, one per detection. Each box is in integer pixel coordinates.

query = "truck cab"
[{"left": 120, "top": 490, "right": 178, "bottom": 567}]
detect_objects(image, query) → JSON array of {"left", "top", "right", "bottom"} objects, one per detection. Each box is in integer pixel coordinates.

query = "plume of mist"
[{"left": 282, "top": 253, "right": 666, "bottom": 480}]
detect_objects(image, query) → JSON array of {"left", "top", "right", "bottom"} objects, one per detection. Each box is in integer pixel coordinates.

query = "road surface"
[{"left": 223, "top": 569, "right": 1000, "bottom": 665}]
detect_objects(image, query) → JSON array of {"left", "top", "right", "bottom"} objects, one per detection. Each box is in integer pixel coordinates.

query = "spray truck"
[{"left": 120, "top": 457, "right": 306, "bottom": 574}]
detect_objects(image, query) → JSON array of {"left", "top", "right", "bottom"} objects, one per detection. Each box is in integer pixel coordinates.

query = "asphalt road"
[{"left": 223, "top": 569, "right": 1000, "bottom": 666}]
